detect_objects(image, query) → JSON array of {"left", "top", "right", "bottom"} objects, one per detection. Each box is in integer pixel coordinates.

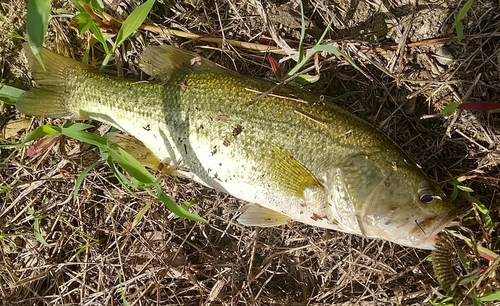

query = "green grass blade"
[
  {"left": 285, "top": 18, "right": 337, "bottom": 80},
  {"left": 295, "top": 74, "right": 319, "bottom": 84},
  {"left": 0, "top": 183, "right": 14, "bottom": 199},
  {"left": 72, "top": 12, "right": 94, "bottom": 35},
  {"left": 453, "top": 0, "right": 475, "bottom": 42},
  {"left": 464, "top": 193, "right": 493, "bottom": 231},
  {"left": 118, "top": 271, "right": 130, "bottom": 306},
  {"left": 103, "top": 153, "right": 137, "bottom": 191},
  {"left": 0, "top": 233, "right": 19, "bottom": 240},
  {"left": 60, "top": 128, "right": 107, "bottom": 147},
  {"left": 107, "top": 145, "right": 157, "bottom": 185},
  {"left": 479, "top": 291, "right": 500, "bottom": 302},
  {"left": 72, "top": 240, "right": 99, "bottom": 259},
  {"left": 88, "top": 0, "right": 105, "bottom": 14},
  {"left": 441, "top": 101, "right": 460, "bottom": 113},
  {"left": 27, "top": 208, "right": 49, "bottom": 246},
  {"left": 55, "top": 8, "right": 73, "bottom": 14},
  {"left": 0, "top": 84, "right": 25, "bottom": 104},
  {"left": 0, "top": 15, "right": 24, "bottom": 40},
  {"left": 26, "top": 0, "right": 52, "bottom": 70},
  {"left": 450, "top": 185, "right": 459, "bottom": 201},
  {"left": 99, "top": 54, "right": 112, "bottom": 72},
  {"left": 455, "top": 241, "right": 470, "bottom": 272},
  {"left": 297, "top": 0, "right": 305, "bottom": 63},
  {"left": 465, "top": 194, "right": 489, "bottom": 215},
  {"left": 316, "top": 19, "right": 333, "bottom": 46},
  {"left": 63, "top": 122, "right": 95, "bottom": 131},
  {"left": 22, "top": 125, "right": 60, "bottom": 144},
  {"left": 455, "top": 22, "right": 464, "bottom": 42},
  {"left": 454, "top": 0, "right": 475, "bottom": 26},
  {"left": 472, "top": 297, "right": 480, "bottom": 306},
  {"left": 286, "top": 44, "right": 357, "bottom": 79},
  {"left": 89, "top": 22, "right": 110, "bottom": 54},
  {"left": 154, "top": 183, "right": 206, "bottom": 222},
  {"left": 286, "top": 50, "right": 315, "bottom": 78},
  {"left": 68, "top": 0, "right": 84, "bottom": 12},
  {"left": 73, "top": 161, "right": 101, "bottom": 203},
  {"left": 131, "top": 200, "right": 153, "bottom": 229},
  {"left": 113, "top": 0, "right": 156, "bottom": 51},
  {"left": 107, "top": 159, "right": 135, "bottom": 188},
  {"left": 115, "top": 145, "right": 157, "bottom": 184},
  {"left": 478, "top": 245, "right": 498, "bottom": 261},
  {"left": 457, "top": 185, "right": 474, "bottom": 192},
  {"left": 33, "top": 218, "right": 50, "bottom": 246},
  {"left": 312, "top": 45, "right": 358, "bottom": 68}
]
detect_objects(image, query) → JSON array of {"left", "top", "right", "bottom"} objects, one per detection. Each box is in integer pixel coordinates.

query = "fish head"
[{"left": 329, "top": 152, "right": 457, "bottom": 249}]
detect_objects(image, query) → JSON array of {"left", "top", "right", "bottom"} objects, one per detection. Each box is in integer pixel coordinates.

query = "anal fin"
[{"left": 237, "top": 204, "right": 292, "bottom": 227}]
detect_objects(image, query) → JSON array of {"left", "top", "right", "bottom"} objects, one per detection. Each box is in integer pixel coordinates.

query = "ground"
[{"left": 1, "top": 0, "right": 499, "bottom": 305}]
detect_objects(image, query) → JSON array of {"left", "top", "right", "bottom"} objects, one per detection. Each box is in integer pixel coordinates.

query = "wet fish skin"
[{"left": 17, "top": 44, "right": 457, "bottom": 249}]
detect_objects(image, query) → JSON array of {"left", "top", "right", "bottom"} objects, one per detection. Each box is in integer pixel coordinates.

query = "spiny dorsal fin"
[
  {"left": 139, "top": 45, "right": 232, "bottom": 80},
  {"left": 237, "top": 204, "right": 292, "bottom": 227}
]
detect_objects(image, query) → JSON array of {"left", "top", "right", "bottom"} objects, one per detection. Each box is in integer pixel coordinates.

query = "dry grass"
[{"left": 1, "top": 0, "right": 500, "bottom": 305}]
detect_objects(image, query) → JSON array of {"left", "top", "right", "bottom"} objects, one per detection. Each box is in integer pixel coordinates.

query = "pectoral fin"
[
  {"left": 237, "top": 204, "right": 292, "bottom": 227},
  {"left": 267, "top": 147, "right": 323, "bottom": 200}
]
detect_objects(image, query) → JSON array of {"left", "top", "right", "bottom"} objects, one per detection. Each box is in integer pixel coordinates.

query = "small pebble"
[{"left": 435, "top": 46, "right": 454, "bottom": 65}]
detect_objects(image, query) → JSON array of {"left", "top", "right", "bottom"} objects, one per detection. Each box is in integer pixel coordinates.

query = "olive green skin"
[{"left": 18, "top": 46, "right": 457, "bottom": 249}]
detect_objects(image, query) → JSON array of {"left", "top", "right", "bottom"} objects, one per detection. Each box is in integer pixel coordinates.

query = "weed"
[
  {"left": 27, "top": 0, "right": 156, "bottom": 70},
  {"left": 22, "top": 123, "right": 205, "bottom": 222},
  {"left": 454, "top": 0, "right": 476, "bottom": 42},
  {"left": 283, "top": 1, "right": 357, "bottom": 84},
  {"left": 26, "top": 207, "right": 49, "bottom": 246},
  {"left": 429, "top": 295, "right": 454, "bottom": 306},
  {"left": 118, "top": 271, "right": 130, "bottom": 306},
  {"left": 431, "top": 176, "right": 499, "bottom": 304},
  {"left": 26, "top": 0, "right": 51, "bottom": 69},
  {"left": 4, "top": 0, "right": 204, "bottom": 224},
  {"left": 0, "top": 84, "right": 24, "bottom": 105},
  {"left": 0, "top": 15, "right": 24, "bottom": 40}
]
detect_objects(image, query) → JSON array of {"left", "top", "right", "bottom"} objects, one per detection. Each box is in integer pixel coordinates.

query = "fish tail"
[{"left": 17, "top": 43, "right": 85, "bottom": 119}]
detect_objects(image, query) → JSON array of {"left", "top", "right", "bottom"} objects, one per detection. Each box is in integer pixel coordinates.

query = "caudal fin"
[{"left": 16, "top": 43, "right": 85, "bottom": 118}]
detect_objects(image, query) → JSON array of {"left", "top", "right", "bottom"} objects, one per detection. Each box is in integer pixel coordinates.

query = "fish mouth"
[{"left": 411, "top": 208, "right": 458, "bottom": 249}]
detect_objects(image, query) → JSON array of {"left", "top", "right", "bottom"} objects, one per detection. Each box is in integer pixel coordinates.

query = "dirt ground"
[{"left": 1, "top": 0, "right": 499, "bottom": 305}]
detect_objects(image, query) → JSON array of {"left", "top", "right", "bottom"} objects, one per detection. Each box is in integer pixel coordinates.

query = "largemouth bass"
[{"left": 17, "top": 44, "right": 457, "bottom": 249}]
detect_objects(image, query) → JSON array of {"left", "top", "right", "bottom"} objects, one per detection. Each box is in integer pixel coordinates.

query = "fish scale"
[{"left": 16, "top": 44, "right": 457, "bottom": 249}]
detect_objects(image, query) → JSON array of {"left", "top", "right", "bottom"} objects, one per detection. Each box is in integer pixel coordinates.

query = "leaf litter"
[{"left": 1, "top": 0, "right": 500, "bottom": 304}]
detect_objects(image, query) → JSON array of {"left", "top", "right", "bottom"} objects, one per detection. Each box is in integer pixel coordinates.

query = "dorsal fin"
[{"left": 139, "top": 45, "right": 232, "bottom": 80}]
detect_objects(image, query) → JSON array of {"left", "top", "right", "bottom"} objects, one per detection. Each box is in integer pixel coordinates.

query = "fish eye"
[
  {"left": 418, "top": 183, "right": 435, "bottom": 204},
  {"left": 420, "top": 192, "right": 434, "bottom": 203}
]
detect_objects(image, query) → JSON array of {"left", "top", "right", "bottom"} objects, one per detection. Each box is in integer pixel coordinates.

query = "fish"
[{"left": 16, "top": 44, "right": 457, "bottom": 249}]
